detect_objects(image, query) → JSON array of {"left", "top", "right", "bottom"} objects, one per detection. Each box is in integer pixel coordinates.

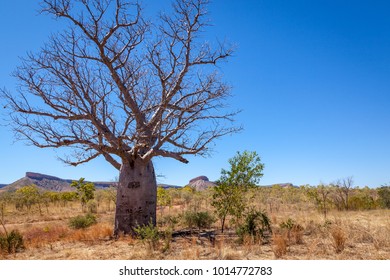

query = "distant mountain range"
[
  {"left": 0, "top": 172, "right": 297, "bottom": 193},
  {"left": 0, "top": 172, "right": 116, "bottom": 193},
  {"left": 0, "top": 172, "right": 183, "bottom": 192}
]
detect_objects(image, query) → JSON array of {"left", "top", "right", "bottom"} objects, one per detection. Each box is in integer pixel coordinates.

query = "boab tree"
[{"left": 1, "top": 0, "right": 239, "bottom": 235}]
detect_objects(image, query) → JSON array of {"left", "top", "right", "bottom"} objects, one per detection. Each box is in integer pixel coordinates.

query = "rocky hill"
[
  {"left": 187, "top": 176, "right": 216, "bottom": 191},
  {"left": 0, "top": 172, "right": 116, "bottom": 192}
]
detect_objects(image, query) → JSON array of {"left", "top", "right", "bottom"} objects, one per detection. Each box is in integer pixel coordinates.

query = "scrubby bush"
[
  {"left": 183, "top": 211, "right": 215, "bottom": 231},
  {"left": 349, "top": 193, "right": 376, "bottom": 210},
  {"left": 134, "top": 221, "right": 160, "bottom": 251},
  {"left": 87, "top": 200, "right": 98, "bottom": 213},
  {"left": 69, "top": 213, "right": 97, "bottom": 229},
  {"left": 0, "top": 230, "right": 25, "bottom": 254},
  {"left": 377, "top": 186, "right": 390, "bottom": 209},
  {"left": 280, "top": 218, "right": 295, "bottom": 230},
  {"left": 280, "top": 218, "right": 304, "bottom": 244},
  {"left": 272, "top": 234, "right": 287, "bottom": 258},
  {"left": 157, "top": 214, "right": 179, "bottom": 230},
  {"left": 236, "top": 210, "right": 272, "bottom": 243},
  {"left": 331, "top": 227, "right": 346, "bottom": 253}
]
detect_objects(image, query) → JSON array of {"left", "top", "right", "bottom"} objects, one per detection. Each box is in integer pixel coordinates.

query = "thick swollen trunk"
[{"left": 114, "top": 158, "right": 157, "bottom": 236}]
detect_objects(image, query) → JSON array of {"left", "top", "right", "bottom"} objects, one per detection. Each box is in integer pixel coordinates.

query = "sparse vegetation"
[
  {"left": 212, "top": 151, "right": 264, "bottom": 232},
  {"left": 0, "top": 174, "right": 390, "bottom": 260},
  {"left": 0, "top": 230, "right": 25, "bottom": 255},
  {"left": 272, "top": 234, "right": 287, "bottom": 258},
  {"left": 331, "top": 227, "right": 347, "bottom": 254},
  {"left": 134, "top": 220, "right": 160, "bottom": 251},
  {"left": 68, "top": 213, "right": 97, "bottom": 229},
  {"left": 71, "top": 178, "right": 95, "bottom": 212},
  {"left": 279, "top": 218, "right": 304, "bottom": 244},
  {"left": 236, "top": 209, "right": 272, "bottom": 243},
  {"left": 183, "top": 211, "right": 215, "bottom": 231},
  {"left": 377, "top": 186, "right": 390, "bottom": 209}
]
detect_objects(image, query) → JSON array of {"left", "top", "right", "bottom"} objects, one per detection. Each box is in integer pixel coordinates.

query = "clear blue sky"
[{"left": 1, "top": 0, "right": 389, "bottom": 187}]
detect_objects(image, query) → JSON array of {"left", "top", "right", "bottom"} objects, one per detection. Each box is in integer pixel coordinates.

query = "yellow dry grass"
[{"left": 1, "top": 199, "right": 389, "bottom": 260}]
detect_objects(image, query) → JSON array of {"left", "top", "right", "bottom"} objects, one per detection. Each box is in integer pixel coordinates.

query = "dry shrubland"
[{"left": 0, "top": 186, "right": 389, "bottom": 260}]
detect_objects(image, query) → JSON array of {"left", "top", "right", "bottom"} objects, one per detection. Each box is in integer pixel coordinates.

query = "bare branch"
[{"left": 2, "top": 0, "right": 240, "bottom": 170}]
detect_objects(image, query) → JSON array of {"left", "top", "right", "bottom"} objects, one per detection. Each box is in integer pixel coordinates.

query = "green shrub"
[
  {"left": 69, "top": 213, "right": 97, "bottom": 229},
  {"left": 183, "top": 211, "right": 215, "bottom": 231},
  {"left": 236, "top": 210, "right": 272, "bottom": 243},
  {"left": 280, "top": 218, "right": 295, "bottom": 230},
  {"left": 133, "top": 221, "right": 160, "bottom": 251},
  {"left": 349, "top": 194, "right": 376, "bottom": 210},
  {"left": 377, "top": 186, "right": 390, "bottom": 209},
  {"left": 0, "top": 230, "right": 25, "bottom": 254}
]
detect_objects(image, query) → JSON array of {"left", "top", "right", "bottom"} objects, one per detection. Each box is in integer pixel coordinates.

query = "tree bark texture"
[{"left": 114, "top": 158, "right": 157, "bottom": 236}]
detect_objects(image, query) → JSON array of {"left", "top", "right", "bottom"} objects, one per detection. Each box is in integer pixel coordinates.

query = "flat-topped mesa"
[
  {"left": 188, "top": 175, "right": 216, "bottom": 191},
  {"left": 24, "top": 172, "right": 115, "bottom": 189},
  {"left": 25, "top": 172, "right": 69, "bottom": 182}
]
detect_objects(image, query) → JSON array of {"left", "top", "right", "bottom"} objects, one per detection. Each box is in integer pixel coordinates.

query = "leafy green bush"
[
  {"left": 0, "top": 230, "right": 25, "bottom": 254},
  {"left": 236, "top": 210, "right": 272, "bottom": 243},
  {"left": 69, "top": 213, "right": 97, "bottom": 229},
  {"left": 183, "top": 211, "right": 215, "bottom": 231},
  {"left": 133, "top": 221, "right": 160, "bottom": 251}
]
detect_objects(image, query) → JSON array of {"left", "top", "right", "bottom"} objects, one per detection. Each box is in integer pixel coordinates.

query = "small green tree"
[
  {"left": 15, "top": 185, "right": 42, "bottom": 214},
  {"left": 71, "top": 178, "right": 95, "bottom": 212},
  {"left": 60, "top": 191, "right": 78, "bottom": 207},
  {"left": 212, "top": 151, "right": 264, "bottom": 232}
]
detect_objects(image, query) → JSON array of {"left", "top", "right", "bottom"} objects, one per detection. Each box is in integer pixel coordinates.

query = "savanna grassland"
[{"left": 1, "top": 184, "right": 389, "bottom": 260}]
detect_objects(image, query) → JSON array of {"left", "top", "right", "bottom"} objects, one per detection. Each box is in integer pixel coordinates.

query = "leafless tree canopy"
[
  {"left": 2, "top": 0, "right": 239, "bottom": 169},
  {"left": 332, "top": 177, "right": 354, "bottom": 211}
]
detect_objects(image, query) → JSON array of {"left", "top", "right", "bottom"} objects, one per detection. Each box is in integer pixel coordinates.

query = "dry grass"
[
  {"left": 1, "top": 199, "right": 389, "bottom": 260},
  {"left": 330, "top": 227, "right": 346, "bottom": 253},
  {"left": 290, "top": 224, "right": 304, "bottom": 244},
  {"left": 272, "top": 234, "right": 288, "bottom": 258},
  {"left": 23, "top": 225, "right": 69, "bottom": 249}
]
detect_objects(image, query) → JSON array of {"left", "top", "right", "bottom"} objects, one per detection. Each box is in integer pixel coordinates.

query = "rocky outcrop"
[{"left": 187, "top": 176, "right": 216, "bottom": 191}]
